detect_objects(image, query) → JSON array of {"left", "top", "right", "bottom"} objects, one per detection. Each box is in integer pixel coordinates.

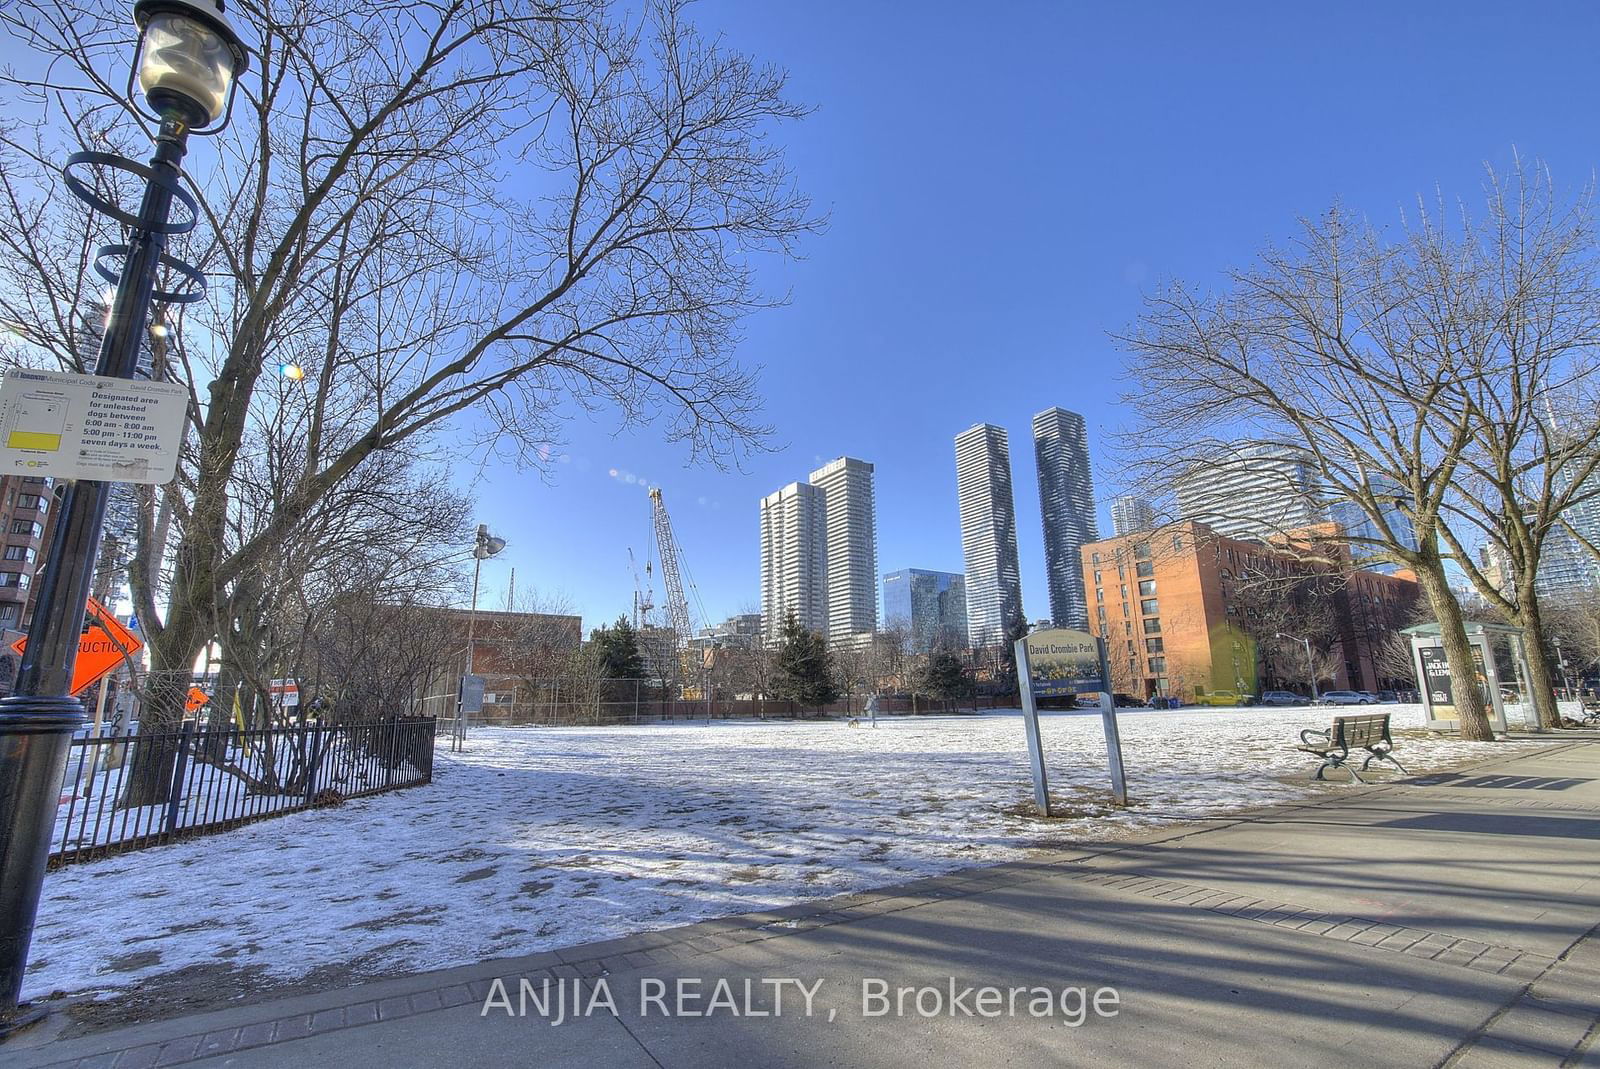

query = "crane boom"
[{"left": 649, "top": 488, "right": 693, "bottom": 643}]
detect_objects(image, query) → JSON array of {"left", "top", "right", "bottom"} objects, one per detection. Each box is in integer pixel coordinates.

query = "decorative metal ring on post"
[
  {"left": 61, "top": 151, "right": 199, "bottom": 235},
  {"left": 94, "top": 245, "right": 207, "bottom": 304}
]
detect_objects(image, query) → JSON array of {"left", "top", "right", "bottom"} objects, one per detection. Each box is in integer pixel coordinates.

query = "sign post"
[
  {"left": 458, "top": 673, "right": 485, "bottom": 744},
  {"left": 1014, "top": 636, "right": 1052, "bottom": 817},
  {"left": 1017, "top": 628, "right": 1129, "bottom": 816},
  {"left": 1096, "top": 638, "right": 1128, "bottom": 806}
]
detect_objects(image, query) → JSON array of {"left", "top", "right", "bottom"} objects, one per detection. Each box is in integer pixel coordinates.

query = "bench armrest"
[{"left": 1299, "top": 727, "right": 1331, "bottom": 748}]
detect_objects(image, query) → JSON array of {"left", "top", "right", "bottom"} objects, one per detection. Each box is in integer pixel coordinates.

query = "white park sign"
[{"left": 0, "top": 368, "right": 188, "bottom": 484}]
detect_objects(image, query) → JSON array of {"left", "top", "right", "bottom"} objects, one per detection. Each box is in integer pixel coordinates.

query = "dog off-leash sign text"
[
  {"left": 10, "top": 596, "right": 142, "bottom": 695},
  {"left": 1015, "top": 628, "right": 1129, "bottom": 815},
  {"left": 0, "top": 367, "right": 187, "bottom": 484}
]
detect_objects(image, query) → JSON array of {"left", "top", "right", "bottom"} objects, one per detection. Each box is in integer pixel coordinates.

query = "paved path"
[{"left": 6, "top": 737, "right": 1600, "bottom": 1068}]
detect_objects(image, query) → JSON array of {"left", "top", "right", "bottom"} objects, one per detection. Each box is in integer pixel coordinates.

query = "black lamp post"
[{"left": 0, "top": 0, "right": 246, "bottom": 1031}]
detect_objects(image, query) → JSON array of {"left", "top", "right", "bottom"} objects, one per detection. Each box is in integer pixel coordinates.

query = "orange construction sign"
[
  {"left": 10, "top": 596, "right": 144, "bottom": 696},
  {"left": 186, "top": 686, "right": 210, "bottom": 713}
]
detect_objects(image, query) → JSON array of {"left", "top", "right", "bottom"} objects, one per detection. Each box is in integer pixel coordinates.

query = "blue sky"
[{"left": 467, "top": 0, "right": 1600, "bottom": 630}]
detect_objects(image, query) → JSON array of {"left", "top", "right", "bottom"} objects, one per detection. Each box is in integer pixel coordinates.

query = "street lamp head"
[
  {"left": 132, "top": 0, "right": 249, "bottom": 131},
  {"left": 472, "top": 529, "right": 507, "bottom": 559}
]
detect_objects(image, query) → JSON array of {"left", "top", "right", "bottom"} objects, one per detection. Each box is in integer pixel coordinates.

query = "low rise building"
[{"left": 1081, "top": 521, "right": 1418, "bottom": 701}]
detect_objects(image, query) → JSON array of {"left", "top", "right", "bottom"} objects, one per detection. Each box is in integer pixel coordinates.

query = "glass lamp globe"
[{"left": 133, "top": 0, "right": 248, "bottom": 129}]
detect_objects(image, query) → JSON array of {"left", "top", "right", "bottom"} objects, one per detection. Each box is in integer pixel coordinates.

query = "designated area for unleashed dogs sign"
[{"left": 0, "top": 367, "right": 187, "bottom": 484}]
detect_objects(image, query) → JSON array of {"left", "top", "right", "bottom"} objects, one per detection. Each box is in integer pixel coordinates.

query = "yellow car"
[{"left": 1193, "top": 689, "right": 1253, "bottom": 707}]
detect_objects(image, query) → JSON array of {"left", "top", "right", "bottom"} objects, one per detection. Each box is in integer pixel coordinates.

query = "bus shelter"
[{"left": 1400, "top": 620, "right": 1531, "bottom": 734}]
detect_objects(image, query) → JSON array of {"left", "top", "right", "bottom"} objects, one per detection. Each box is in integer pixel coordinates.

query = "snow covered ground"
[{"left": 23, "top": 704, "right": 1550, "bottom": 1001}]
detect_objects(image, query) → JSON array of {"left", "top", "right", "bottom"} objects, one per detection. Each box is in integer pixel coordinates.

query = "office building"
[
  {"left": 1032, "top": 408, "right": 1098, "bottom": 629},
  {"left": 881, "top": 568, "right": 968, "bottom": 653},
  {"left": 808, "top": 457, "right": 879, "bottom": 639},
  {"left": 759, "top": 481, "right": 827, "bottom": 643},
  {"left": 954, "top": 424, "right": 1023, "bottom": 647},
  {"left": 1174, "top": 443, "right": 1327, "bottom": 541},
  {"left": 1111, "top": 495, "right": 1156, "bottom": 537},
  {"left": 1538, "top": 457, "right": 1600, "bottom": 598},
  {"left": 1325, "top": 477, "right": 1419, "bottom": 576}
]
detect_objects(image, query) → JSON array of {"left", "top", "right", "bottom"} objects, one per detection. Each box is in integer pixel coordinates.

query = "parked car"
[
  {"left": 1319, "top": 690, "right": 1375, "bottom": 705},
  {"left": 1111, "top": 693, "right": 1147, "bottom": 708},
  {"left": 1258, "top": 690, "right": 1309, "bottom": 706},
  {"left": 1193, "top": 689, "right": 1253, "bottom": 707},
  {"left": 1376, "top": 690, "right": 1400, "bottom": 703}
]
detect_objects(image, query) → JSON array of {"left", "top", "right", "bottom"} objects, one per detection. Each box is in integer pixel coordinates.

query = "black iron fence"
[{"left": 50, "top": 716, "right": 435, "bottom": 867}]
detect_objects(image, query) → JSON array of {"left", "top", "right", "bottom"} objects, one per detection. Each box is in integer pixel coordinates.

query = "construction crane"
[
  {"left": 627, "top": 548, "right": 655, "bottom": 630},
  {"left": 649, "top": 488, "right": 694, "bottom": 644}
]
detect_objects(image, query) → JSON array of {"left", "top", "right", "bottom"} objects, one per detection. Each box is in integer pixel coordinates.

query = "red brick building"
[{"left": 1081, "top": 521, "right": 1418, "bottom": 701}]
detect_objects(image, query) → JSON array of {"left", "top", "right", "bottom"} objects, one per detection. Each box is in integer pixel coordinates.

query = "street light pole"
[
  {"left": 1276, "top": 631, "right": 1319, "bottom": 701},
  {"left": 0, "top": 0, "right": 246, "bottom": 1029},
  {"left": 454, "top": 524, "right": 506, "bottom": 752}
]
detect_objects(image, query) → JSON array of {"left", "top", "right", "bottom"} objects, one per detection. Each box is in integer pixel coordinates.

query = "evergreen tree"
[
  {"left": 591, "top": 616, "right": 646, "bottom": 681},
  {"left": 773, "top": 611, "right": 839, "bottom": 708},
  {"left": 922, "top": 650, "right": 967, "bottom": 700}
]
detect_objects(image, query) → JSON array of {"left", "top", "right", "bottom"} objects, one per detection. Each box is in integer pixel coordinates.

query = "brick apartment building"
[
  {"left": 425, "top": 606, "right": 583, "bottom": 708},
  {"left": 1081, "top": 521, "right": 1418, "bottom": 701},
  {"left": 0, "top": 475, "right": 53, "bottom": 631}
]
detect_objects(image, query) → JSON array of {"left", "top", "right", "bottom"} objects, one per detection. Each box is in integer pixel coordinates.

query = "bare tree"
[
  {"left": 0, "top": 0, "right": 817, "bottom": 768},
  {"left": 496, "top": 590, "right": 583, "bottom": 708},
  {"left": 1118, "top": 187, "right": 1539, "bottom": 738},
  {"left": 1400, "top": 165, "right": 1600, "bottom": 730}
]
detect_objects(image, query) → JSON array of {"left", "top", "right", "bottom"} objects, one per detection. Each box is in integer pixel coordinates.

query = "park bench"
[
  {"left": 1296, "top": 712, "right": 1406, "bottom": 783},
  {"left": 1579, "top": 701, "right": 1600, "bottom": 726}
]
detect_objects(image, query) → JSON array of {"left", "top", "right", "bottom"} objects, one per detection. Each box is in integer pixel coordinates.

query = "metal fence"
[
  {"left": 50, "top": 716, "right": 436, "bottom": 868},
  {"left": 417, "top": 685, "right": 1006, "bottom": 727}
]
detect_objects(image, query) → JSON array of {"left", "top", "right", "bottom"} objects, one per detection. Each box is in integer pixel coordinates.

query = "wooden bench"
[{"left": 1296, "top": 713, "right": 1406, "bottom": 783}]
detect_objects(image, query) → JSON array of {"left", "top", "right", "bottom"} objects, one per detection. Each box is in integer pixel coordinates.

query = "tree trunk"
[
  {"left": 1414, "top": 558, "right": 1496, "bottom": 741},
  {"left": 1515, "top": 594, "right": 1562, "bottom": 730},
  {"left": 116, "top": 600, "right": 209, "bottom": 807}
]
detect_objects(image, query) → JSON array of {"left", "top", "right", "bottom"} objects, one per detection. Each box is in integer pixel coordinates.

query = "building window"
[
  {"left": 1093, "top": 571, "right": 1102, "bottom": 585},
  {"left": 1134, "top": 542, "right": 1152, "bottom": 560},
  {"left": 1123, "top": 620, "right": 1131, "bottom": 635},
  {"left": 10, "top": 520, "right": 41, "bottom": 537},
  {"left": 1146, "top": 637, "right": 1164, "bottom": 653},
  {"left": 2, "top": 546, "right": 32, "bottom": 563},
  {"left": 1148, "top": 656, "right": 1166, "bottom": 673},
  {"left": 1144, "top": 618, "right": 1161, "bottom": 634},
  {"left": 0, "top": 604, "right": 16, "bottom": 625},
  {"left": 17, "top": 495, "right": 43, "bottom": 510},
  {"left": 0, "top": 572, "right": 28, "bottom": 588},
  {"left": 1137, "top": 580, "right": 1156, "bottom": 596},
  {"left": 1140, "top": 598, "right": 1159, "bottom": 615},
  {"left": 1090, "top": 552, "right": 1100, "bottom": 565},
  {"left": 1135, "top": 560, "right": 1154, "bottom": 578},
  {"left": 1096, "top": 588, "right": 1104, "bottom": 603},
  {"left": 1119, "top": 584, "right": 1128, "bottom": 599}
]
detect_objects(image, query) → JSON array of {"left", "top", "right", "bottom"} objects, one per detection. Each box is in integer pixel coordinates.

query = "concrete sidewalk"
[{"left": 7, "top": 738, "right": 1600, "bottom": 1068}]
